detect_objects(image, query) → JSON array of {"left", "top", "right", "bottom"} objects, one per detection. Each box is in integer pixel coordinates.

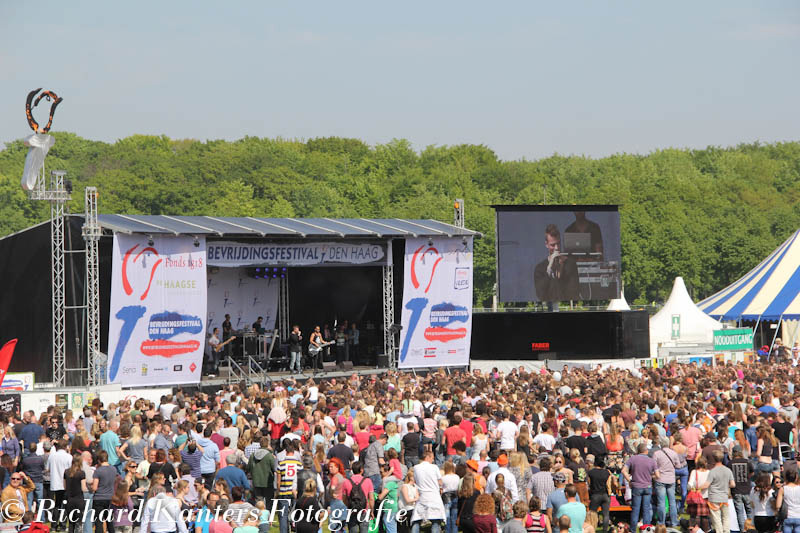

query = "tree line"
[{"left": 1, "top": 132, "right": 798, "bottom": 306}]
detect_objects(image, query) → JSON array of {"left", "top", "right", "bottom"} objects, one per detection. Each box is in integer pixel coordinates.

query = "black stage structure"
[
  {"left": 471, "top": 310, "right": 650, "bottom": 361},
  {"left": 0, "top": 215, "right": 479, "bottom": 384}
]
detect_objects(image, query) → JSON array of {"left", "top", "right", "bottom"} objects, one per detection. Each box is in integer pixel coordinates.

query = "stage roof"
[{"left": 96, "top": 215, "right": 480, "bottom": 239}]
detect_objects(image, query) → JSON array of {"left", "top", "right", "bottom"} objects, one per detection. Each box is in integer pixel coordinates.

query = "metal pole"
[
  {"left": 769, "top": 314, "right": 784, "bottom": 361},
  {"left": 382, "top": 243, "right": 396, "bottom": 369},
  {"left": 83, "top": 187, "right": 101, "bottom": 385}
]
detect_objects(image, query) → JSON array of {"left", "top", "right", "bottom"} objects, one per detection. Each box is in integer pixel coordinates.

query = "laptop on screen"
[{"left": 563, "top": 232, "right": 591, "bottom": 253}]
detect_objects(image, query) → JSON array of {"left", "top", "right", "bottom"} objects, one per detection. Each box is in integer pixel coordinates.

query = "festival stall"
[{"left": 649, "top": 276, "right": 721, "bottom": 357}]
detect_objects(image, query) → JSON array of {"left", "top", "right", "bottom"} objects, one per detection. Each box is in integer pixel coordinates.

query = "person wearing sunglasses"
[{"left": 0, "top": 471, "right": 35, "bottom": 523}]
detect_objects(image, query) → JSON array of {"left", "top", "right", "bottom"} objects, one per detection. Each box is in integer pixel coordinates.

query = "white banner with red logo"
[
  {"left": 107, "top": 234, "right": 207, "bottom": 386},
  {"left": 399, "top": 237, "right": 473, "bottom": 368}
]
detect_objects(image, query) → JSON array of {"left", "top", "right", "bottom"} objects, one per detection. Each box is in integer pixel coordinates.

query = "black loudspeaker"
[
  {"left": 340, "top": 361, "right": 354, "bottom": 371},
  {"left": 322, "top": 362, "right": 336, "bottom": 372},
  {"left": 377, "top": 355, "right": 389, "bottom": 367}
]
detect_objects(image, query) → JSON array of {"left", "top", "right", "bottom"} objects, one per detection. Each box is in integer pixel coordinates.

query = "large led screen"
[{"left": 495, "top": 205, "right": 621, "bottom": 303}]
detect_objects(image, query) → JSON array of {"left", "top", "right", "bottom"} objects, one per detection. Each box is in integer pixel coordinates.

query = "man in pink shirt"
[{"left": 343, "top": 461, "right": 374, "bottom": 533}]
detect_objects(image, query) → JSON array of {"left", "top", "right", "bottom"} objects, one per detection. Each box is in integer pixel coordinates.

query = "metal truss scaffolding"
[
  {"left": 382, "top": 260, "right": 396, "bottom": 369},
  {"left": 279, "top": 277, "right": 290, "bottom": 342},
  {"left": 30, "top": 170, "right": 71, "bottom": 386},
  {"left": 83, "top": 187, "right": 102, "bottom": 385}
]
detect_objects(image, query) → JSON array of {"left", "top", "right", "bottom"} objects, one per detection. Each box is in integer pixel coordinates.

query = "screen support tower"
[
  {"left": 454, "top": 199, "right": 465, "bottom": 228},
  {"left": 29, "top": 169, "right": 71, "bottom": 386},
  {"left": 83, "top": 187, "right": 102, "bottom": 385}
]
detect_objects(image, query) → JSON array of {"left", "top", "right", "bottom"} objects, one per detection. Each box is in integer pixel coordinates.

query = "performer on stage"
[
  {"left": 222, "top": 313, "right": 232, "bottom": 360},
  {"left": 335, "top": 325, "right": 348, "bottom": 366},
  {"left": 309, "top": 326, "right": 324, "bottom": 370},
  {"left": 289, "top": 325, "right": 302, "bottom": 373},
  {"left": 206, "top": 327, "right": 221, "bottom": 375},
  {"left": 252, "top": 316, "right": 266, "bottom": 355}
]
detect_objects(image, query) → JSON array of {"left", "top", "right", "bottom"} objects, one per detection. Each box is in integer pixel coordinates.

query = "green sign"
[
  {"left": 713, "top": 328, "right": 754, "bottom": 351},
  {"left": 671, "top": 315, "right": 680, "bottom": 339}
]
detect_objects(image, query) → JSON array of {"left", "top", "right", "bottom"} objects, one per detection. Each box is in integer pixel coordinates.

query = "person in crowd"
[
  {"left": 622, "top": 442, "right": 656, "bottom": 532},
  {"left": 1, "top": 470, "right": 36, "bottom": 524},
  {"left": 700, "top": 449, "right": 735, "bottom": 533},
  {"left": 473, "top": 493, "right": 499, "bottom": 533}
]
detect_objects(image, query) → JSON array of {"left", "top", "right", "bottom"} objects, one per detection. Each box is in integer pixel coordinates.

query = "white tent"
[
  {"left": 607, "top": 292, "right": 631, "bottom": 311},
  {"left": 650, "top": 277, "right": 722, "bottom": 356}
]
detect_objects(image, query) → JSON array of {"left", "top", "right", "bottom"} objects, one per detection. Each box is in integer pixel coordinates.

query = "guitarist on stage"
[
  {"left": 289, "top": 325, "right": 302, "bottom": 373},
  {"left": 207, "top": 327, "right": 221, "bottom": 375},
  {"left": 309, "top": 325, "right": 324, "bottom": 371}
]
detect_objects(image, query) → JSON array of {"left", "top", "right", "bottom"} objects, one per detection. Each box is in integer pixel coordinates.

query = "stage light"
[
  {"left": 462, "top": 236, "right": 467, "bottom": 245},
  {"left": 282, "top": 267, "right": 287, "bottom": 271},
  {"left": 428, "top": 238, "right": 433, "bottom": 246},
  {"left": 193, "top": 236, "right": 199, "bottom": 247},
  {"left": 256, "top": 268, "right": 261, "bottom": 272},
  {"left": 147, "top": 234, "right": 154, "bottom": 246}
]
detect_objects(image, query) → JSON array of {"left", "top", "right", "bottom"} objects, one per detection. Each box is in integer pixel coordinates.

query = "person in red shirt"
[
  {"left": 355, "top": 421, "right": 371, "bottom": 451},
  {"left": 444, "top": 415, "right": 467, "bottom": 462},
  {"left": 459, "top": 411, "right": 475, "bottom": 449}
]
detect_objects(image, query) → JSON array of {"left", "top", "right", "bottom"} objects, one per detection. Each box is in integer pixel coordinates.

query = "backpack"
[
  {"left": 346, "top": 477, "right": 368, "bottom": 510},
  {"left": 495, "top": 490, "right": 514, "bottom": 522}
]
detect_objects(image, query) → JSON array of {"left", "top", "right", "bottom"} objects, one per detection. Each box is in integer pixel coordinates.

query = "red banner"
[{"left": 0, "top": 340, "right": 18, "bottom": 388}]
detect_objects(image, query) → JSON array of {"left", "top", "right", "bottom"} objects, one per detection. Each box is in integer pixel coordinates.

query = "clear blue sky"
[{"left": 1, "top": 2, "right": 798, "bottom": 160}]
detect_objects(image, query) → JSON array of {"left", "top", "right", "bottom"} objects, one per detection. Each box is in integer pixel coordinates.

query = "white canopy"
[
  {"left": 607, "top": 292, "right": 631, "bottom": 311},
  {"left": 650, "top": 277, "right": 722, "bottom": 356}
]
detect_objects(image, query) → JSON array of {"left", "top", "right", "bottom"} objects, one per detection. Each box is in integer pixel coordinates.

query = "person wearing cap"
[
  {"left": 546, "top": 471, "right": 571, "bottom": 521},
  {"left": 487, "top": 454, "right": 520, "bottom": 503}
]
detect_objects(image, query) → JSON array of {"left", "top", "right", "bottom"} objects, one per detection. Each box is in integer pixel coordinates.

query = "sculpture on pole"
[{"left": 21, "top": 88, "right": 63, "bottom": 191}]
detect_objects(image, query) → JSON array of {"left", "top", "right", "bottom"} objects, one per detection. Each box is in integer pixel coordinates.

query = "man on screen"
[{"left": 534, "top": 224, "right": 580, "bottom": 302}]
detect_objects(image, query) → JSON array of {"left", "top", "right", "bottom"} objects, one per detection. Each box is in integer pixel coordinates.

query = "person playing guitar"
[
  {"left": 207, "top": 327, "right": 236, "bottom": 375},
  {"left": 308, "top": 325, "right": 329, "bottom": 371}
]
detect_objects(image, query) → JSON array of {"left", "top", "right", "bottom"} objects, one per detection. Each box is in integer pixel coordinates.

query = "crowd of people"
[{"left": 0, "top": 361, "right": 799, "bottom": 533}]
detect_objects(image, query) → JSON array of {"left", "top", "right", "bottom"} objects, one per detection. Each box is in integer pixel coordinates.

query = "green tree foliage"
[{"left": 1, "top": 133, "right": 799, "bottom": 306}]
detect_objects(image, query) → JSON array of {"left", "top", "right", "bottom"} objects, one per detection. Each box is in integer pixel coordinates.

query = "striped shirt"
[{"left": 277, "top": 457, "right": 302, "bottom": 497}]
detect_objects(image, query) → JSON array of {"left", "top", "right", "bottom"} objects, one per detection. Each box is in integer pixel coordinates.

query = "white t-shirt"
[
  {"left": 442, "top": 473, "right": 460, "bottom": 493},
  {"left": 307, "top": 387, "right": 319, "bottom": 402},
  {"left": 497, "top": 420, "right": 519, "bottom": 450},
  {"left": 413, "top": 461, "right": 442, "bottom": 496},
  {"left": 533, "top": 432, "right": 556, "bottom": 451}
]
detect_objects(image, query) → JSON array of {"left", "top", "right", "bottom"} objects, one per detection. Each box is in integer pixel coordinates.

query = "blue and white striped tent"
[{"left": 699, "top": 229, "right": 800, "bottom": 321}]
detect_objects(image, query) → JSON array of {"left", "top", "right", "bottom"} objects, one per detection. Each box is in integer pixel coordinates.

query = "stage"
[{"left": 0, "top": 214, "right": 478, "bottom": 386}]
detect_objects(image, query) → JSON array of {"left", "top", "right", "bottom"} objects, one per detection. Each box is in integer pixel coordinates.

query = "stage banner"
[
  {"left": 107, "top": 234, "right": 207, "bottom": 386},
  {"left": 207, "top": 267, "right": 280, "bottom": 334},
  {"left": 399, "top": 236, "right": 473, "bottom": 368},
  {"left": 207, "top": 241, "right": 387, "bottom": 267}
]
